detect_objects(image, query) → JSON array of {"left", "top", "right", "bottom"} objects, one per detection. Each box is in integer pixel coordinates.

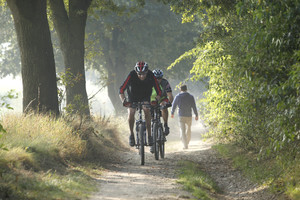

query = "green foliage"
[
  {"left": 0, "top": 6, "right": 20, "bottom": 78},
  {"left": 168, "top": 0, "right": 300, "bottom": 153},
  {"left": 0, "top": 90, "right": 18, "bottom": 111},
  {"left": 56, "top": 70, "right": 90, "bottom": 129},
  {"left": 89, "top": 0, "right": 143, "bottom": 16},
  {"left": 63, "top": 95, "right": 90, "bottom": 119},
  {"left": 0, "top": 90, "right": 18, "bottom": 150},
  {"left": 86, "top": 0, "right": 198, "bottom": 79},
  {"left": 57, "top": 69, "right": 88, "bottom": 117},
  {"left": 167, "top": 0, "right": 300, "bottom": 197},
  {"left": 58, "top": 68, "right": 84, "bottom": 89},
  {"left": 166, "top": 4, "right": 299, "bottom": 199}
]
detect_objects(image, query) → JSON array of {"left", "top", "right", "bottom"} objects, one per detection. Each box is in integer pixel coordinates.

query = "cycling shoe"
[{"left": 129, "top": 134, "right": 135, "bottom": 147}]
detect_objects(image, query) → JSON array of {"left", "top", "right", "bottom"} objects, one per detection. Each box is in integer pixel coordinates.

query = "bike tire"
[
  {"left": 158, "top": 126, "right": 165, "bottom": 159},
  {"left": 139, "top": 123, "right": 145, "bottom": 165},
  {"left": 153, "top": 122, "right": 159, "bottom": 160}
]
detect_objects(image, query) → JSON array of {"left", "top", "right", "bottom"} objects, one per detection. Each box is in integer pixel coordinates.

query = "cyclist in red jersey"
[{"left": 119, "top": 61, "right": 161, "bottom": 147}]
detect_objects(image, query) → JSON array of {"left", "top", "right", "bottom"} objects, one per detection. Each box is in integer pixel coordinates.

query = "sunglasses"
[{"left": 137, "top": 72, "right": 147, "bottom": 76}]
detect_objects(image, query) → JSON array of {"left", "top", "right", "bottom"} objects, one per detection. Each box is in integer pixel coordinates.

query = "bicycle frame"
[
  {"left": 132, "top": 102, "right": 151, "bottom": 165},
  {"left": 151, "top": 103, "right": 165, "bottom": 160}
]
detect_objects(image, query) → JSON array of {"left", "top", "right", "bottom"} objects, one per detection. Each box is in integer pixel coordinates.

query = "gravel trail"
[{"left": 90, "top": 122, "right": 280, "bottom": 200}]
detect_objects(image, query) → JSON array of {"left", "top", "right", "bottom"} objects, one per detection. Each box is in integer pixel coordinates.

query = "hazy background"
[
  {"left": 0, "top": 70, "right": 115, "bottom": 116},
  {"left": 0, "top": 1, "right": 207, "bottom": 116},
  {"left": 0, "top": 71, "right": 206, "bottom": 117}
]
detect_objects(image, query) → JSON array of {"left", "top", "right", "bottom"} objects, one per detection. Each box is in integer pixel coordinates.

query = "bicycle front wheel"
[
  {"left": 153, "top": 122, "right": 159, "bottom": 160},
  {"left": 138, "top": 123, "right": 145, "bottom": 165},
  {"left": 158, "top": 126, "right": 165, "bottom": 159}
]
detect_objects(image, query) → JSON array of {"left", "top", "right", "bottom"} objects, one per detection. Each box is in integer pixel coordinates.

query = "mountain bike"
[
  {"left": 151, "top": 102, "right": 171, "bottom": 160},
  {"left": 132, "top": 102, "right": 151, "bottom": 165}
]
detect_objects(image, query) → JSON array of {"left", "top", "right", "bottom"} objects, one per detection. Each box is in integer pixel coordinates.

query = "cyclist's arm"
[
  {"left": 152, "top": 75, "right": 162, "bottom": 99},
  {"left": 119, "top": 72, "right": 132, "bottom": 102},
  {"left": 119, "top": 93, "right": 126, "bottom": 103},
  {"left": 163, "top": 79, "right": 173, "bottom": 103},
  {"left": 167, "top": 91, "right": 173, "bottom": 103}
]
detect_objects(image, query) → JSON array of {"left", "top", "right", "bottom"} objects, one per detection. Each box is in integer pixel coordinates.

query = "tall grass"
[
  {"left": 2, "top": 113, "right": 86, "bottom": 160},
  {"left": 0, "top": 113, "right": 96, "bottom": 199}
]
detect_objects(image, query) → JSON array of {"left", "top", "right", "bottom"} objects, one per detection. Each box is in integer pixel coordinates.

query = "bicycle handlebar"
[
  {"left": 151, "top": 101, "right": 172, "bottom": 110},
  {"left": 131, "top": 102, "right": 151, "bottom": 109}
]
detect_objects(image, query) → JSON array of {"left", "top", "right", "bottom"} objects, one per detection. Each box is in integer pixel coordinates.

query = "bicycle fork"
[{"left": 135, "top": 121, "right": 147, "bottom": 149}]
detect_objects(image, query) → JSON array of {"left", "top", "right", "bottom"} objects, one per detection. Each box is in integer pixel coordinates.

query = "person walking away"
[
  {"left": 151, "top": 69, "right": 173, "bottom": 135},
  {"left": 119, "top": 61, "right": 161, "bottom": 149},
  {"left": 171, "top": 84, "right": 198, "bottom": 149}
]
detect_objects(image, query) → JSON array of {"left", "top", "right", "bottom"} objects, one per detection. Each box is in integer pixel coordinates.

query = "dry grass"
[
  {"left": 0, "top": 113, "right": 128, "bottom": 199},
  {"left": 2, "top": 113, "right": 86, "bottom": 160}
]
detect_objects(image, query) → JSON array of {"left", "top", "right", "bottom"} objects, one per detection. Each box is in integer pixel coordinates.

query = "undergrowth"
[
  {"left": 0, "top": 113, "right": 126, "bottom": 199},
  {"left": 213, "top": 143, "right": 300, "bottom": 200}
]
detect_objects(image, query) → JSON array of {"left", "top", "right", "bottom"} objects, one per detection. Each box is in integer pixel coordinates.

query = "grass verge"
[
  {"left": 213, "top": 143, "right": 300, "bottom": 200},
  {"left": 177, "top": 160, "right": 221, "bottom": 200},
  {"left": 0, "top": 113, "right": 126, "bottom": 199}
]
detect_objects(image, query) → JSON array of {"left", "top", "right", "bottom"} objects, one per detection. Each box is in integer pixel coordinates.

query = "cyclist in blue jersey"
[
  {"left": 119, "top": 61, "right": 162, "bottom": 147},
  {"left": 151, "top": 69, "right": 173, "bottom": 135}
]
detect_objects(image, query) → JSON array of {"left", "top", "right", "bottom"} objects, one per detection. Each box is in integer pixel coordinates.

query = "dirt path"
[{"left": 90, "top": 122, "right": 278, "bottom": 200}]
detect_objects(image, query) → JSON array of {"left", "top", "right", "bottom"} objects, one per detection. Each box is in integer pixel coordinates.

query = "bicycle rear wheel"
[
  {"left": 138, "top": 123, "right": 145, "bottom": 165},
  {"left": 158, "top": 126, "right": 165, "bottom": 159},
  {"left": 153, "top": 122, "right": 159, "bottom": 160}
]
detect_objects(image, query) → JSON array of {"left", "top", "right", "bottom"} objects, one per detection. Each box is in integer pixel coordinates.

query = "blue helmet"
[{"left": 153, "top": 69, "right": 163, "bottom": 79}]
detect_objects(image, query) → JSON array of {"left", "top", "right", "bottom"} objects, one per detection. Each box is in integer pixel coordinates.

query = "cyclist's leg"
[
  {"left": 161, "top": 106, "right": 168, "bottom": 124},
  {"left": 128, "top": 107, "right": 136, "bottom": 146},
  {"left": 160, "top": 99, "right": 168, "bottom": 124},
  {"left": 161, "top": 108, "right": 170, "bottom": 135},
  {"left": 128, "top": 107, "right": 136, "bottom": 134},
  {"left": 160, "top": 98, "right": 170, "bottom": 134},
  {"left": 143, "top": 104, "right": 152, "bottom": 144},
  {"left": 127, "top": 95, "right": 136, "bottom": 135}
]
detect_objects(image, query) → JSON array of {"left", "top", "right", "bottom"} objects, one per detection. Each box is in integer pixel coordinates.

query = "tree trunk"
[
  {"left": 49, "top": 0, "right": 91, "bottom": 116},
  {"left": 106, "top": 59, "right": 124, "bottom": 115},
  {"left": 7, "top": 0, "right": 59, "bottom": 115},
  {"left": 105, "top": 28, "right": 127, "bottom": 115}
]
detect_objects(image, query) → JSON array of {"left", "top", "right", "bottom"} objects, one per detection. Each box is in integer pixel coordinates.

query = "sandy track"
[{"left": 90, "top": 122, "right": 279, "bottom": 200}]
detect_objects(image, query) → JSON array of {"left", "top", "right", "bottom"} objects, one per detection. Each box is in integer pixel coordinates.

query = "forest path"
[{"left": 90, "top": 121, "right": 277, "bottom": 200}]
